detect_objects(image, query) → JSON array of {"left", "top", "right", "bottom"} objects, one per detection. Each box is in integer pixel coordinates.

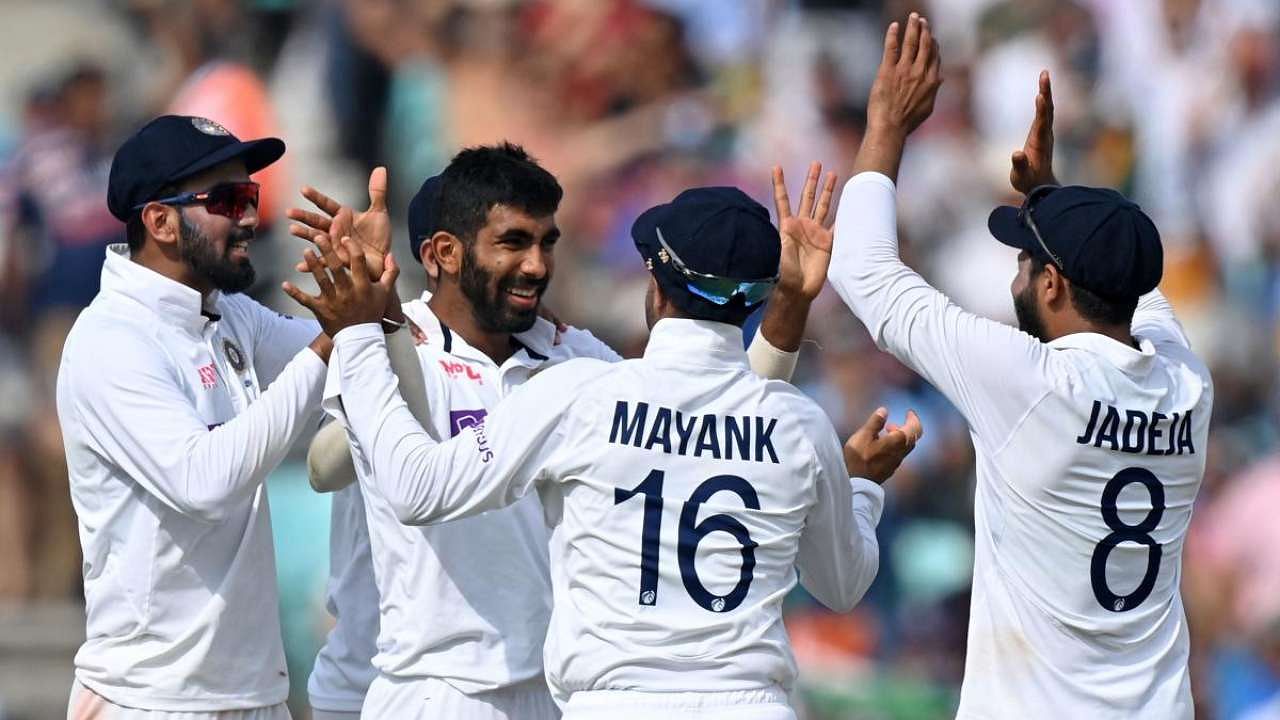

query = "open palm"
[
  {"left": 288, "top": 167, "right": 392, "bottom": 278},
  {"left": 772, "top": 162, "right": 837, "bottom": 302}
]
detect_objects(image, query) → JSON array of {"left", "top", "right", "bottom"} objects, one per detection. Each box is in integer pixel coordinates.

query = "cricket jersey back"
[
  {"left": 950, "top": 311, "right": 1212, "bottom": 720},
  {"left": 534, "top": 319, "right": 881, "bottom": 700}
]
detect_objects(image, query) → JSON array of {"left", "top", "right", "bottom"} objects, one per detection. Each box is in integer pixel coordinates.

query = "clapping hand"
[
  {"left": 282, "top": 234, "right": 399, "bottom": 338},
  {"left": 844, "top": 407, "right": 924, "bottom": 483},
  {"left": 288, "top": 167, "right": 392, "bottom": 281},
  {"left": 772, "top": 161, "right": 837, "bottom": 303}
]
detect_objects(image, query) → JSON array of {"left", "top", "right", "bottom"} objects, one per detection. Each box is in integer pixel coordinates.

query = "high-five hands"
[
  {"left": 282, "top": 234, "right": 400, "bottom": 338},
  {"left": 772, "top": 161, "right": 837, "bottom": 303},
  {"left": 1010, "top": 70, "right": 1059, "bottom": 193},
  {"left": 844, "top": 407, "right": 924, "bottom": 484},
  {"left": 288, "top": 167, "right": 392, "bottom": 281},
  {"left": 853, "top": 13, "right": 943, "bottom": 180}
]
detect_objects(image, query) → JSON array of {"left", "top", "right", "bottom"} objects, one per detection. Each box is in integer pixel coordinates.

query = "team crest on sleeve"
[
  {"left": 191, "top": 117, "right": 231, "bottom": 136},
  {"left": 222, "top": 339, "right": 247, "bottom": 373}
]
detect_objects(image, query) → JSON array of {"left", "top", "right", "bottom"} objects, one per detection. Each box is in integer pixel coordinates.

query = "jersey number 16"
[{"left": 615, "top": 469, "right": 758, "bottom": 613}]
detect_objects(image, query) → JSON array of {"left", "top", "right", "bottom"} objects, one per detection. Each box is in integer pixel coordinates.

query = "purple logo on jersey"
[{"left": 450, "top": 409, "right": 488, "bottom": 437}]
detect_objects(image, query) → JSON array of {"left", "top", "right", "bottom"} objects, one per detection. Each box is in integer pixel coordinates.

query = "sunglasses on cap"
[
  {"left": 653, "top": 227, "right": 778, "bottom": 306},
  {"left": 135, "top": 181, "right": 260, "bottom": 222},
  {"left": 1018, "top": 184, "right": 1066, "bottom": 270}
]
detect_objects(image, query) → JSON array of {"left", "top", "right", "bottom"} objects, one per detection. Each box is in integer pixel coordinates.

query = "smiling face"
[
  {"left": 173, "top": 160, "right": 259, "bottom": 294},
  {"left": 457, "top": 203, "right": 559, "bottom": 333}
]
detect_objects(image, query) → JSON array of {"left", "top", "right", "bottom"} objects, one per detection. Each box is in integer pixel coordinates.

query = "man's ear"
[
  {"left": 430, "top": 231, "right": 464, "bottom": 276},
  {"left": 1042, "top": 262, "right": 1067, "bottom": 307},
  {"left": 142, "top": 203, "right": 180, "bottom": 248}
]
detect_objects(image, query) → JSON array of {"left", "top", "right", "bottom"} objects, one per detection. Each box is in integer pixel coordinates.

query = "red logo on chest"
[
  {"left": 438, "top": 360, "right": 483, "bottom": 384},
  {"left": 197, "top": 363, "right": 218, "bottom": 389}
]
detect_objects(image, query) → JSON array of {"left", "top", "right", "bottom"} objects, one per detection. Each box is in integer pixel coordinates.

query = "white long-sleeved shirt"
[
  {"left": 56, "top": 244, "right": 324, "bottom": 711},
  {"left": 326, "top": 317, "right": 883, "bottom": 703},
  {"left": 316, "top": 296, "right": 623, "bottom": 697},
  {"left": 828, "top": 173, "right": 1213, "bottom": 719}
]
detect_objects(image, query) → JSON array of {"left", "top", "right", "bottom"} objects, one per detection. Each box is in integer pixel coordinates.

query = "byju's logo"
[{"left": 449, "top": 409, "right": 488, "bottom": 438}]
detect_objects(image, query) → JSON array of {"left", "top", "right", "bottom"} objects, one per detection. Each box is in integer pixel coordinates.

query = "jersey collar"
[
  {"left": 643, "top": 318, "right": 748, "bottom": 370},
  {"left": 99, "top": 243, "right": 221, "bottom": 335},
  {"left": 1048, "top": 331, "right": 1157, "bottom": 376},
  {"left": 403, "top": 291, "right": 555, "bottom": 368}
]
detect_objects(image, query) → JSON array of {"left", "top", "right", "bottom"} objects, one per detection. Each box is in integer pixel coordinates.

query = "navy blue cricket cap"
[
  {"left": 632, "top": 186, "right": 781, "bottom": 313},
  {"left": 406, "top": 173, "right": 444, "bottom": 262},
  {"left": 107, "top": 115, "right": 285, "bottom": 221},
  {"left": 988, "top": 185, "right": 1163, "bottom": 301}
]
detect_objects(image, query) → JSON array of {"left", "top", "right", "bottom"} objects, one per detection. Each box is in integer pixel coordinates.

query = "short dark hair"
[
  {"left": 437, "top": 142, "right": 562, "bottom": 244},
  {"left": 125, "top": 183, "right": 177, "bottom": 252},
  {"left": 679, "top": 297, "right": 755, "bottom": 327},
  {"left": 1030, "top": 255, "right": 1138, "bottom": 326}
]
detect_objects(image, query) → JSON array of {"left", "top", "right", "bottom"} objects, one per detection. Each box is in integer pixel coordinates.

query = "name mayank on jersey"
[{"left": 607, "top": 400, "right": 781, "bottom": 464}]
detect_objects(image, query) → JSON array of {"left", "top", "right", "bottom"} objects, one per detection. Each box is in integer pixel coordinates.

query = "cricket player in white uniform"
[
  {"left": 294, "top": 178, "right": 922, "bottom": 719},
  {"left": 56, "top": 116, "right": 374, "bottom": 719},
  {"left": 826, "top": 15, "right": 1213, "bottom": 718},
  {"left": 287, "top": 147, "right": 845, "bottom": 718}
]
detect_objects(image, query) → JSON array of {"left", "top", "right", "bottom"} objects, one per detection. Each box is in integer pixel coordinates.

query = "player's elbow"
[
  {"left": 387, "top": 495, "right": 431, "bottom": 526},
  {"left": 172, "top": 489, "right": 233, "bottom": 524},
  {"left": 813, "top": 545, "right": 880, "bottom": 613}
]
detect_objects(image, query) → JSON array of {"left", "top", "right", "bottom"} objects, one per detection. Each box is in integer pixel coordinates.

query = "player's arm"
[
  {"left": 307, "top": 325, "right": 429, "bottom": 492},
  {"left": 828, "top": 16, "right": 1054, "bottom": 438},
  {"left": 66, "top": 329, "right": 328, "bottom": 523},
  {"left": 795, "top": 406, "right": 918, "bottom": 612},
  {"left": 329, "top": 324, "right": 595, "bottom": 525}
]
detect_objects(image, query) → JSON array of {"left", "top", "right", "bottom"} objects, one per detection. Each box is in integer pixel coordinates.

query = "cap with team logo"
[
  {"left": 631, "top": 186, "right": 781, "bottom": 318},
  {"left": 988, "top": 185, "right": 1163, "bottom": 301},
  {"left": 406, "top": 173, "right": 444, "bottom": 262},
  {"left": 107, "top": 115, "right": 286, "bottom": 221}
]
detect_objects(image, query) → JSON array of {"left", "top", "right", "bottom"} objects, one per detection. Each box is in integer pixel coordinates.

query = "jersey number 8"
[
  {"left": 615, "top": 469, "right": 759, "bottom": 613},
  {"left": 1090, "top": 467, "right": 1165, "bottom": 613}
]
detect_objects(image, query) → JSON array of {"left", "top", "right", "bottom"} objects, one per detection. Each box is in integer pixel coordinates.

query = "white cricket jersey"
[
  {"left": 326, "top": 317, "right": 884, "bottom": 704},
  {"left": 828, "top": 173, "right": 1213, "bottom": 719},
  {"left": 307, "top": 481, "right": 380, "bottom": 713},
  {"left": 56, "top": 244, "right": 325, "bottom": 711},
  {"left": 319, "top": 294, "right": 622, "bottom": 695}
]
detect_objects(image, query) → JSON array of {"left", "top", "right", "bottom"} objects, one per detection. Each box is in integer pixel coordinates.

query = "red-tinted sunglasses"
[{"left": 136, "top": 181, "right": 260, "bottom": 221}]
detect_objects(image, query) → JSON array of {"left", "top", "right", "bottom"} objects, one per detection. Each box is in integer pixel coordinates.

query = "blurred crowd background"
[{"left": 1, "top": 0, "right": 1278, "bottom": 718}]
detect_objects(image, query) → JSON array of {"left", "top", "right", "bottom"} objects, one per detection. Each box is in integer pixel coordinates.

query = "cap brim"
[
  {"left": 987, "top": 205, "right": 1038, "bottom": 253},
  {"left": 168, "top": 137, "right": 286, "bottom": 185}
]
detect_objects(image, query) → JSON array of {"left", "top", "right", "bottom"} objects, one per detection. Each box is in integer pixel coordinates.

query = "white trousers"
[
  {"left": 360, "top": 674, "right": 559, "bottom": 719},
  {"left": 67, "top": 680, "right": 291, "bottom": 720},
  {"left": 309, "top": 711, "right": 359, "bottom": 720},
  {"left": 562, "top": 686, "right": 796, "bottom": 720}
]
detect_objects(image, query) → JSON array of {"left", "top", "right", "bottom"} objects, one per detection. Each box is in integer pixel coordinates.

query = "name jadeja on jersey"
[{"left": 1075, "top": 400, "right": 1196, "bottom": 456}]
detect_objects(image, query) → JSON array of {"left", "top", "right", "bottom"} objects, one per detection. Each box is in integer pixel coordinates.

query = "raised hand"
[
  {"left": 1010, "top": 70, "right": 1058, "bottom": 194},
  {"left": 282, "top": 233, "right": 400, "bottom": 338},
  {"left": 773, "top": 162, "right": 837, "bottom": 303},
  {"left": 853, "top": 13, "right": 943, "bottom": 180},
  {"left": 843, "top": 407, "right": 923, "bottom": 483},
  {"left": 288, "top": 167, "right": 392, "bottom": 280}
]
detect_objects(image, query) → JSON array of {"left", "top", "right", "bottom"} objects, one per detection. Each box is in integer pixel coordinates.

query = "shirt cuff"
[
  {"left": 848, "top": 477, "right": 886, "bottom": 526},
  {"left": 847, "top": 171, "right": 897, "bottom": 192},
  {"left": 333, "top": 323, "right": 386, "bottom": 347}
]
